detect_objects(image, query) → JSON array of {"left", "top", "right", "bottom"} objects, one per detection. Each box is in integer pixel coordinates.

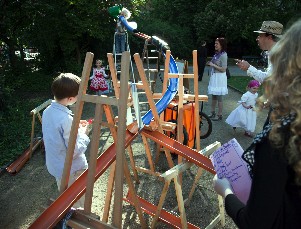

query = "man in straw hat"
[{"left": 235, "top": 21, "right": 283, "bottom": 83}]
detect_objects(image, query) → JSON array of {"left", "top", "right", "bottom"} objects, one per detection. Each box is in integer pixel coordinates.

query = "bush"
[{"left": 0, "top": 70, "right": 53, "bottom": 167}]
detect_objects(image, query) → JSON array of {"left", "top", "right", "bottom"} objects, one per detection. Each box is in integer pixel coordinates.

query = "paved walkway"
[
  {"left": 203, "top": 65, "right": 247, "bottom": 77},
  {"left": 188, "top": 65, "right": 267, "bottom": 150}
]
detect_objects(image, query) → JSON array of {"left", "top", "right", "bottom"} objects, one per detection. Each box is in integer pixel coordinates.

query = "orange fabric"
[{"left": 164, "top": 101, "right": 195, "bottom": 148}]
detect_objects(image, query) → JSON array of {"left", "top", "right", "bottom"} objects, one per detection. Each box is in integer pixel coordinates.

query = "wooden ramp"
[
  {"left": 141, "top": 129, "right": 215, "bottom": 173},
  {"left": 29, "top": 130, "right": 138, "bottom": 229}
]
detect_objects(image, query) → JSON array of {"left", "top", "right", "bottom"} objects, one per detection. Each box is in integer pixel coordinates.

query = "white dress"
[
  {"left": 225, "top": 91, "right": 258, "bottom": 132},
  {"left": 208, "top": 52, "right": 228, "bottom": 95}
]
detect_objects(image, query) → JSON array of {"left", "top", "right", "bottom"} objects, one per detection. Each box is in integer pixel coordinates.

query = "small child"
[
  {"left": 89, "top": 59, "right": 110, "bottom": 95},
  {"left": 42, "top": 73, "right": 90, "bottom": 208},
  {"left": 225, "top": 80, "right": 260, "bottom": 137},
  {"left": 115, "top": 7, "right": 131, "bottom": 54}
]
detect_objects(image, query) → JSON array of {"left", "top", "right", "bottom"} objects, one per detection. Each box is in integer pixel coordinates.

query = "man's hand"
[{"left": 235, "top": 59, "right": 250, "bottom": 71}]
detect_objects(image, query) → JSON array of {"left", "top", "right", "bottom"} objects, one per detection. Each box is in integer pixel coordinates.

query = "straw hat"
[{"left": 254, "top": 21, "right": 283, "bottom": 37}]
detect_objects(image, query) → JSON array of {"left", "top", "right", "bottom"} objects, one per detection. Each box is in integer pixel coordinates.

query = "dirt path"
[{"left": 0, "top": 65, "right": 267, "bottom": 228}]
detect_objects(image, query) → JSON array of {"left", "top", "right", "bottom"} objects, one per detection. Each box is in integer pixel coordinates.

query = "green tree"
[
  {"left": 135, "top": 0, "right": 200, "bottom": 59},
  {"left": 0, "top": 0, "right": 34, "bottom": 71},
  {"left": 193, "top": 0, "right": 301, "bottom": 56}
]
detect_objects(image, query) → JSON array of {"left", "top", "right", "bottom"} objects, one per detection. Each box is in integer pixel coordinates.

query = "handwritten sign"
[{"left": 210, "top": 138, "right": 252, "bottom": 204}]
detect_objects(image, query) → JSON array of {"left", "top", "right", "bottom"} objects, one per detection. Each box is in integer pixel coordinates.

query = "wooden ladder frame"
[
  {"left": 106, "top": 50, "right": 224, "bottom": 229},
  {"left": 59, "top": 52, "right": 147, "bottom": 228},
  {"left": 150, "top": 141, "right": 224, "bottom": 229},
  {"left": 123, "top": 131, "right": 226, "bottom": 229},
  {"left": 29, "top": 99, "right": 52, "bottom": 158},
  {"left": 140, "top": 39, "right": 162, "bottom": 92}
]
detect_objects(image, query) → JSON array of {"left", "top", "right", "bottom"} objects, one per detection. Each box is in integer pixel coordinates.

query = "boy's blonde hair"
[{"left": 121, "top": 8, "right": 131, "bottom": 19}]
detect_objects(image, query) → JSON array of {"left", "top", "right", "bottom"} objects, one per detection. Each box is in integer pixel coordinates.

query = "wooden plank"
[
  {"left": 174, "top": 175, "right": 188, "bottom": 229},
  {"left": 193, "top": 50, "right": 201, "bottom": 151},
  {"left": 82, "top": 94, "right": 118, "bottom": 106},
  {"left": 142, "top": 135, "right": 156, "bottom": 173},
  {"left": 124, "top": 192, "right": 199, "bottom": 229},
  {"left": 182, "top": 94, "right": 208, "bottom": 102},
  {"left": 29, "top": 99, "right": 51, "bottom": 158},
  {"left": 126, "top": 145, "right": 139, "bottom": 182},
  {"left": 30, "top": 99, "right": 52, "bottom": 115},
  {"left": 204, "top": 214, "right": 222, "bottom": 229},
  {"left": 168, "top": 73, "right": 195, "bottom": 79},
  {"left": 112, "top": 51, "right": 130, "bottom": 228},
  {"left": 68, "top": 210, "right": 116, "bottom": 229},
  {"left": 187, "top": 142, "right": 221, "bottom": 205},
  {"left": 133, "top": 53, "right": 163, "bottom": 133},
  {"left": 151, "top": 181, "right": 171, "bottom": 228},
  {"left": 102, "top": 105, "right": 118, "bottom": 222},
  {"left": 160, "top": 162, "right": 193, "bottom": 181},
  {"left": 60, "top": 52, "right": 94, "bottom": 193},
  {"left": 107, "top": 53, "right": 120, "bottom": 98},
  {"left": 162, "top": 50, "right": 170, "bottom": 93},
  {"left": 141, "top": 129, "right": 215, "bottom": 174},
  {"left": 84, "top": 104, "right": 103, "bottom": 214}
]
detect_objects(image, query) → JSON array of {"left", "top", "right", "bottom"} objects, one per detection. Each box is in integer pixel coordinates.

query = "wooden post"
[
  {"left": 193, "top": 50, "right": 201, "bottom": 151},
  {"left": 112, "top": 51, "right": 130, "bottom": 228},
  {"left": 60, "top": 52, "right": 93, "bottom": 193},
  {"left": 84, "top": 103, "right": 104, "bottom": 213}
]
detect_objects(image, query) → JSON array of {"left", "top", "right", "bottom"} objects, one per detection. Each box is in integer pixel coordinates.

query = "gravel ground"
[{"left": 0, "top": 64, "right": 267, "bottom": 228}]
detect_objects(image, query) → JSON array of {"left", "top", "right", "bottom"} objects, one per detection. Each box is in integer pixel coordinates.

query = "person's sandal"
[
  {"left": 212, "top": 115, "right": 222, "bottom": 121},
  {"left": 208, "top": 111, "right": 216, "bottom": 119}
]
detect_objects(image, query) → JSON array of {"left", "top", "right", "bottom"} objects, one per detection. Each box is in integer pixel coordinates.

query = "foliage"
[
  {"left": 0, "top": 70, "right": 53, "bottom": 167},
  {"left": 135, "top": 0, "right": 199, "bottom": 59},
  {"left": 0, "top": 0, "right": 300, "bottom": 168},
  {"left": 193, "top": 0, "right": 301, "bottom": 56}
]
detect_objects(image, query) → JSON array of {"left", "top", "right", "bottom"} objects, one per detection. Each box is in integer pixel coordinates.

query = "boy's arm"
[{"left": 62, "top": 117, "right": 90, "bottom": 159}]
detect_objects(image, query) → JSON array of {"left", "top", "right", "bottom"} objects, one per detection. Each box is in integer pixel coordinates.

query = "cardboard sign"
[{"left": 210, "top": 138, "right": 252, "bottom": 204}]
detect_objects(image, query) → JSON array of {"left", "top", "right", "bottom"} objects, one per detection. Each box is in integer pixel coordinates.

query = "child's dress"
[
  {"left": 226, "top": 91, "right": 258, "bottom": 133},
  {"left": 89, "top": 68, "right": 109, "bottom": 94}
]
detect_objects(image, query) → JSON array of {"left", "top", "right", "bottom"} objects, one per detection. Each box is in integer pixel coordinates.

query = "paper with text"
[{"left": 210, "top": 138, "right": 252, "bottom": 204}]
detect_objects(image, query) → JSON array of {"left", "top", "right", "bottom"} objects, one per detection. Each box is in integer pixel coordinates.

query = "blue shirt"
[{"left": 42, "top": 101, "right": 89, "bottom": 178}]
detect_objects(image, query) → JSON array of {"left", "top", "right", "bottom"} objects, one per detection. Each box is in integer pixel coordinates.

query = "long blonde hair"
[{"left": 263, "top": 19, "right": 301, "bottom": 185}]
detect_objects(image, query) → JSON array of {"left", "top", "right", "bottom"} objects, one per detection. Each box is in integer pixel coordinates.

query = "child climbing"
[
  {"left": 225, "top": 80, "right": 260, "bottom": 137},
  {"left": 89, "top": 59, "right": 110, "bottom": 95},
  {"left": 115, "top": 8, "right": 131, "bottom": 54}
]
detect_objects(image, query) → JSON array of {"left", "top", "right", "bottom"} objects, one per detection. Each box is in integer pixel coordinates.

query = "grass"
[
  {"left": 228, "top": 76, "right": 264, "bottom": 95},
  {"left": 228, "top": 76, "right": 249, "bottom": 93}
]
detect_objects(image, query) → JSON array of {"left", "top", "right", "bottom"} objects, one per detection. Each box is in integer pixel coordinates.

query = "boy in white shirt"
[{"left": 42, "top": 73, "right": 90, "bottom": 208}]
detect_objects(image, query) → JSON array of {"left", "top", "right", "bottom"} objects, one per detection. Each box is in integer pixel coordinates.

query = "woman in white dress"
[
  {"left": 207, "top": 37, "right": 228, "bottom": 121},
  {"left": 225, "top": 80, "right": 260, "bottom": 137}
]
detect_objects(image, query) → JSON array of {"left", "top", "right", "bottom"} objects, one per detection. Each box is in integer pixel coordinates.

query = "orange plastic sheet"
[{"left": 164, "top": 101, "right": 195, "bottom": 148}]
